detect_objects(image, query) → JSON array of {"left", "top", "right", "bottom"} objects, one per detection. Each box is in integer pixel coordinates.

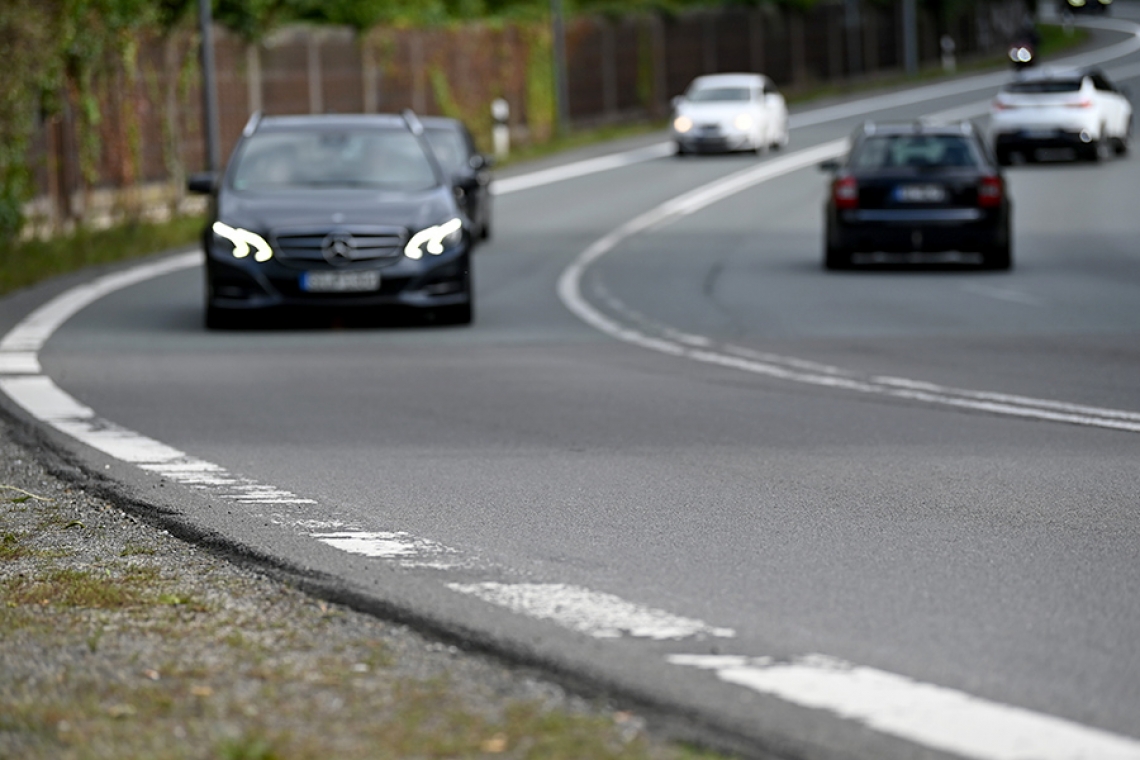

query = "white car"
[
  {"left": 990, "top": 66, "right": 1132, "bottom": 163},
  {"left": 671, "top": 73, "right": 789, "bottom": 155}
]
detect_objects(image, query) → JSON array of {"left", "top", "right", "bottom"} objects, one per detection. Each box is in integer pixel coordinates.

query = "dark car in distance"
[
  {"left": 188, "top": 111, "right": 475, "bottom": 328},
  {"left": 820, "top": 121, "right": 1012, "bottom": 271},
  {"left": 421, "top": 116, "right": 493, "bottom": 240}
]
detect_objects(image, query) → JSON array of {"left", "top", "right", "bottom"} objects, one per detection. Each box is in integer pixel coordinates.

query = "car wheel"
[
  {"left": 824, "top": 243, "right": 853, "bottom": 271},
  {"left": 674, "top": 142, "right": 688, "bottom": 157},
  {"left": 205, "top": 305, "right": 239, "bottom": 330},
  {"left": 435, "top": 301, "right": 473, "bottom": 325},
  {"left": 1081, "top": 136, "right": 1103, "bottom": 162},
  {"left": 479, "top": 217, "right": 491, "bottom": 240},
  {"left": 1113, "top": 119, "right": 1131, "bottom": 155},
  {"left": 981, "top": 242, "right": 1012, "bottom": 271},
  {"left": 995, "top": 147, "right": 1012, "bottom": 166}
]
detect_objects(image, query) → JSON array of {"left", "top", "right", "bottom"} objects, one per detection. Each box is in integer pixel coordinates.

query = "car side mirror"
[
  {"left": 187, "top": 172, "right": 217, "bottom": 194},
  {"left": 818, "top": 159, "right": 841, "bottom": 173},
  {"left": 671, "top": 96, "right": 683, "bottom": 110}
]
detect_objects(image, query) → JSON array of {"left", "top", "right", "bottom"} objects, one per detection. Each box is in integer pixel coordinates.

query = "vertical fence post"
[
  {"left": 197, "top": 0, "right": 220, "bottom": 172},
  {"left": 551, "top": 0, "right": 570, "bottom": 134}
]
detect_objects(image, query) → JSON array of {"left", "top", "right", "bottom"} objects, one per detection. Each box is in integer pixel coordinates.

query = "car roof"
[
  {"left": 254, "top": 113, "right": 412, "bottom": 132},
  {"left": 689, "top": 73, "right": 769, "bottom": 88},
  {"left": 857, "top": 120, "right": 978, "bottom": 137},
  {"left": 1007, "top": 66, "right": 1095, "bottom": 83}
]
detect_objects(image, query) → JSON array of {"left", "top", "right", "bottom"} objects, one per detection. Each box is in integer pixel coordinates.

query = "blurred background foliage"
[{"left": 0, "top": 0, "right": 991, "bottom": 243}]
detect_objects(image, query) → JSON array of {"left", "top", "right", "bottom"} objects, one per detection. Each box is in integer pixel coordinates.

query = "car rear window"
[
  {"left": 851, "top": 134, "right": 981, "bottom": 169},
  {"left": 230, "top": 129, "right": 438, "bottom": 191},
  {"left": 687, "top": 87, "right": 751, "bottom": 103},
  {"left": 1004, "top": 80, "right": 1082, "bottom": 93}
]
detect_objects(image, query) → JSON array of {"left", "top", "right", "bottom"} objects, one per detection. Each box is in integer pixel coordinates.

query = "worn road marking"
[{"left": 671, "top": 654, "right": 1140, "bottom": 760}]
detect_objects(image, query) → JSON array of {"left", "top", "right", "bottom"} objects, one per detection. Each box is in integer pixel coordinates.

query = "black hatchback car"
[
  {"left": 820, "top": 121, "right": 1012, "bottom": 271},
  {"left": 188, "top": 112, "right": 474, "bottom": 328}
]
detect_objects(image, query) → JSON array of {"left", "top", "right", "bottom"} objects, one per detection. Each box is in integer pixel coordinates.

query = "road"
[{"left": 2, "top": 10, "right": 1140, "bottom": 760}]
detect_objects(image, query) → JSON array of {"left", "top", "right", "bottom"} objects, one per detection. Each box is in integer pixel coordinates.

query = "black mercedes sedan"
[
  {"left": 188, "top": 112, "right": 474, "bottom": 328},
  {"left": 820, "top": 121, "right": 1012, "bottom": 271}
]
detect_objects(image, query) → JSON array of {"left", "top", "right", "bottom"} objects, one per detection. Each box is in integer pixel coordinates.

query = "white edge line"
[{"left": 670, "top": 654, "right": 1140, "bottom": 760}]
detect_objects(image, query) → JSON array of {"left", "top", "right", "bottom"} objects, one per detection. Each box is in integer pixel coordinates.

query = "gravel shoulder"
[{"left": 0, "top": 410, "right": 724, "bottom": 760}]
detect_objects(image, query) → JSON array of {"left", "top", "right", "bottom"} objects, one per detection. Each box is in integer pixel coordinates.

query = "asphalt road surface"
[{"left": 3, "top": 10, "right": 1140, "bottom": 760}]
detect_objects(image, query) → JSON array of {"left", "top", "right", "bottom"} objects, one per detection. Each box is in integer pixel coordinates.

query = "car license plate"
[
  {"left": 894, "top": 184, "right": 947, "bottom": 203},
  {"left": 300, "top": 270, "right": 381, "bottom": 293}
]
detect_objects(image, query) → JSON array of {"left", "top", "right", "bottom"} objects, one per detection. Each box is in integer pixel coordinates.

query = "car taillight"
[
  {"left": 992, "top": 99, "right": 1014, "bottom": 111},
  {"left": 978, "top": 175, "right": 1003, "bottom": 208},
  {"left": 1066, "top": 99, "right": 1093, "bottom": 108},
  {"left": 833, "top": 176, "right": 858, "bottom": 210}
]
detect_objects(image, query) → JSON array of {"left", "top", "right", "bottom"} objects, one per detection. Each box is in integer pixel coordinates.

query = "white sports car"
[
  {"left": 671, "top": 73, "right": 789, "bottom": 155},
  {"left": 990, "top": 66, "right": 1132, "bottom": 163}
]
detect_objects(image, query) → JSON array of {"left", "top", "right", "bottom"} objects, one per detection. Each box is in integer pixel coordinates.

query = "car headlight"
[
  {"left": 674, "top": 115, "right": 693, "bottom": 134},
  {"left": 405, "top": 218, "right": 463, "bottom": 260},
  {"left": 212, "top": 221, "right": 273, "bottom": 262},
  {"left": 734, "top": 113, "right": 753, "bottom": 131}
]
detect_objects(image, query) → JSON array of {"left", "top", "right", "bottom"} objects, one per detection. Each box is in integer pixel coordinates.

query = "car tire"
[
  {"left": 1081, "top": 137, "right": 1102, "bottom": 162},
  {"left": 824, "top": 243, "right": 853, "bottom": 271},
  {"left": 436, "top": 301, "right": 473, "bottom": 326},
  {"left": 981, "top": 242, "right": 1012, "bottom": 271},
  {"left": 995, "top": 147, "right": 1013, "bottom": 166},
  {"left": 1113, "top": 119, "right": 1131, "bottom": 155},
  {"left": 674, "top": 142, "right": 688, "bottom": 157},
  {"left": 205, "top": 305, "right": 240, "bottom": 330}
]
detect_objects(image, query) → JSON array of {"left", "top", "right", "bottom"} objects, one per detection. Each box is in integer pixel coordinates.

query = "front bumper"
[
  {"left": 674, "top": 127, "right": 752, "bottom": 153},
  {"left": 204, "top": 244, "right": 471, "bottom": 313}
]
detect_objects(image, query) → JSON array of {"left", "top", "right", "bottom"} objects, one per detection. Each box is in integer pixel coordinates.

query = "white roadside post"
[{"left": 492, "top": 98, "right": 510, "bottom": 160}]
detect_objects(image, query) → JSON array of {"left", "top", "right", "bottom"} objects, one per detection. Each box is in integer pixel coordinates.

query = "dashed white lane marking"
[
  {"left": 670, "top": 654, "right": 1140, "bottom": 760},
  {"left": 448, "top": 582, "right": 735, "bottom": 641}
]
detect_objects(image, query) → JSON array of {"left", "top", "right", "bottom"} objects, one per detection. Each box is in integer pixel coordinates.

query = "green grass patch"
[
  {"left": 1, "top": 530, "right": 29, "bottom": 560},
  {"left": 0, "top": 215, "right": 203, "bottom": 297},
  {"left": 3, "top": 565, "right": 161, "bottom": 609}
]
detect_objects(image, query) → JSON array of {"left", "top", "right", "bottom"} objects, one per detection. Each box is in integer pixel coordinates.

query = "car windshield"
[
  {"left": 230, "top": 129, "right": 438, "bottom": 191},
  {"left": 1004, "top": 80, "right": 1082, "bottom": 94},
  {"left": 687, "top": 87, "right": 751, "bottom": 103},
  {"left": 851, "top": 134, "right": 981, "bottom": 169},
  {"left": 423, "top": 129, "right": 468, "bottom": 174}
]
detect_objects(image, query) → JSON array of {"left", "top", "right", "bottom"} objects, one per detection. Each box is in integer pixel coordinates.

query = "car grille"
[{"left": 271, "top": 226, "right": 407, "bottom": 268}]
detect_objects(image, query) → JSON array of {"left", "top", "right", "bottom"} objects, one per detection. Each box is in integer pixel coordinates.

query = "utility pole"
[
  {"left": 845, "top": 0, "right": 863, "bottom": 77},
  {"left": 550, "top": 0, "right": 570, "bottom": 136},
  {"left": 198, "top": 0, "right": 221, "bottom": 172},
  {"left": 902, "top": 0, "right": 919, "bottom": 76}
]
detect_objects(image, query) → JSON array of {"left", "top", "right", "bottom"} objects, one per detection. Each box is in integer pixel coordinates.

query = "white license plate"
[
  {"left": 894, "top": 184, "right": 947, "bottom": 203},
  {"left": 300, "top": 270, "right": 381, "bottom": 293}
]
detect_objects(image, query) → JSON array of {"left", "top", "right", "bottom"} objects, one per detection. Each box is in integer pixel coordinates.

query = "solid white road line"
[
  {"left": 448, "top": 582, "right": 735, "bottom": 640},
  {"left": 671, "top": 654, "right": 1140, "bottom": 760}
]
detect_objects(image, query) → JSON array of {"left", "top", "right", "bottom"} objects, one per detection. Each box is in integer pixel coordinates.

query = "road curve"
[{"left": 3, "top": 11, "right": 1140, "bottom": 760}]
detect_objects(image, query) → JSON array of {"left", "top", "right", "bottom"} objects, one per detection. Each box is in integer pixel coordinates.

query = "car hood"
[
  {"left": 217, "top": 186, "right": 457, "bottom": 233},
  {"left": 676, "top": 102, "right": 756, "bottom": 122}
]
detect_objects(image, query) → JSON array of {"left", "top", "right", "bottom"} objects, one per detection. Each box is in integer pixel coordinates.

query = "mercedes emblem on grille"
[{"left": 322, "top": 232, "right": 355, "bottom": 265}]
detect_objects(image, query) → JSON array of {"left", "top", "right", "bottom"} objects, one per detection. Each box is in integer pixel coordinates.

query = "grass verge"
[{"left": 0, "top": 482, "right": 726, "bottom": 760}]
